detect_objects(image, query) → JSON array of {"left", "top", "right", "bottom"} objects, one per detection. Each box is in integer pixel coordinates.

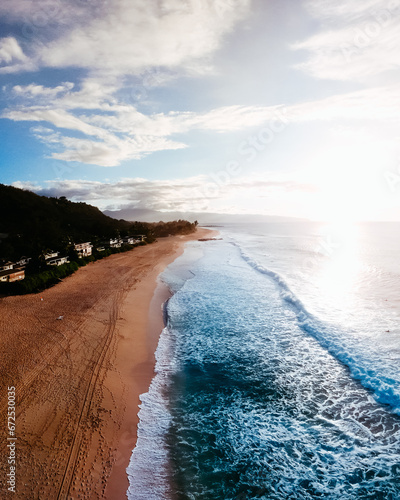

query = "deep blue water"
[{"left": 127, "top": 222, "right": 400, "bottom": 499}]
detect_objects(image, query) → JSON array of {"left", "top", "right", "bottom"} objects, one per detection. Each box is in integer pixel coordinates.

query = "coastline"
[
  {"left": 0, "top": 228, "right": 214, "bottom": 499},
  {"left": 103, "top": 231, "right": 210, "bottom": 499}
]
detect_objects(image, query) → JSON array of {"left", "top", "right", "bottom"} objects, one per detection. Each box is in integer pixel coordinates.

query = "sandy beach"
[{"left": 0, "top": 228, "right": 213, "bottom": 499}]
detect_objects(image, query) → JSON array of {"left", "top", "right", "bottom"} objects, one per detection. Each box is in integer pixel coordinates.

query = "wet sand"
[{"left": 0, "top": 229, "right": 212, "bottom": 499}]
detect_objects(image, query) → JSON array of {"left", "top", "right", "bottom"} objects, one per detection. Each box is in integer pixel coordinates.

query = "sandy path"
[{"left": 0, "top": 229, "right": 212, "bottom": 499}]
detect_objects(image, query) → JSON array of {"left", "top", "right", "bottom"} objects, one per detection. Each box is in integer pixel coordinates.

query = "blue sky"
[{"left": 1, "top": 0, "right": 400, "bottom": 221}]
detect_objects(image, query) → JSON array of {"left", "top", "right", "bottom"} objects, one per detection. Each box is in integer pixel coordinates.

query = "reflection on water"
[{"left": 315, "top": 222, "right": 361, "bottom": 315}]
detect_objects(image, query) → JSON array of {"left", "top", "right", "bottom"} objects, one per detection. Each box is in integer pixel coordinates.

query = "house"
[
  {"left": 16, "top": 256, "right": 31, "bottom": 267},
  {"left": 48, "top": 256, "right": 70, "bottom": 266},
  {"left": 0, "top": 269, "right": 25, "bottom": 283},
  {"left": 74, "top": 242, "right": 93, "bottom": 257},
  {"left": 119, "top": 235, "right": 146, "bottom": 245},
  {"left": 1, "top": 261, "right": 14, "bottom": 271},
  {"left": 122, "top": 236, "right": 136, "bottom": 245},
  {"left": 108, "top": 238, "right": 122, "bottom": 248},
  {"left": 44, "top": 251, "right": 59, "bottom": 260}
]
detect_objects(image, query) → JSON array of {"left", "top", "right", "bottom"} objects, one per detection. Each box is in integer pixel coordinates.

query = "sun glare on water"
[{"left": 313, "top": 222, "right": 362, "bottom": 315}]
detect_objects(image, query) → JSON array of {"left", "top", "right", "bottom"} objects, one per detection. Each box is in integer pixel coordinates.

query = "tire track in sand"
[{"left": 56, "top": 288, "right": 123, "bottom": 500}]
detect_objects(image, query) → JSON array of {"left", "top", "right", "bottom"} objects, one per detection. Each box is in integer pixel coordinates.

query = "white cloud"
[
  {"left": 0, "top": 37, "right": 34, "bottom": 73},
  {"left": 12, "top": 174, "right": 318, "bottom": 214},
  {"left": 289, "top": 85, "right": 400, "bottom": 122},
  {"left": 50, "top": 136, "right": 187, "bottom": 167},
  {"left": 0, "top": 1, "right": 259, "bottom": 167},
  {"left": 0, "top": 0, "right": 93, "bottom": 24},
  {"left": 13, "top": 82, "right": 74, "bottom": 98},
  {"left": 294, "top": 0, "right": 400, "bottom": 80},
  {"left": 0, "top": 1, "right": 252, "bottom": 82},
  {"left": 183, "top": 105, "right": 286, "bottom": 132},
  {"left": 0, "top": 37, "right": 26, "bottom": 64},
  {"left": 38, "top": 0, "right": 251, "bottom": 76},
  {"left": 3, "top": 108, "right": 112, "bottom": 140},
  {"left": 303, "top": 0, "right": 390, "bottom": 23},
  {"left": 4, "top": 79, "right": 400, "bottom": 167},
  {"left": 4, "top": 0, "right": 398, "bottom": 169},
  {"left": 2, "top": 76, "right": 290, "bottom": 166}
]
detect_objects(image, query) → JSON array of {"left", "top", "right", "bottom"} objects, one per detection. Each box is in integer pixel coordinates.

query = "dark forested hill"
[{"left": 0, "top": 184, "right": 196, "bottom": 260}]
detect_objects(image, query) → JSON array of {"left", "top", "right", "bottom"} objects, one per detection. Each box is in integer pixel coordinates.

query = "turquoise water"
[{"left": 127, "top": 222, "right": 400, "bottom": 499}]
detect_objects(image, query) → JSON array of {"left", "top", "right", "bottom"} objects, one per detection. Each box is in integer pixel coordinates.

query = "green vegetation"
[
  {"left": 0, "top": 244, "right": 144, "bottom": 295},
  {"left": 2, "top": 261, "right": 80, "bottom": 295},
  {"left": 0, "top": 184, "right": 146, "bottom": 260},
  {"left": 0, "top": 184, "right": 197, "bottom": 295},
  {"left": 146, "top": 219, "right": 198, "bottom": 237}
]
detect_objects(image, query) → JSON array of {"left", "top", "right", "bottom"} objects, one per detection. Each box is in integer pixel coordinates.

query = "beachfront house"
[
  {"left": 47, "top": 256, "right": 70, "bottom": 266},
  {"left": 0, "top": 269, "right": 25, "bottom": 282},
  {"left": 16, "top": 256, "right": 31, "bottom": 267},
  {"left": 122, "top": 236, "right": 140, "bottom": 245},
  {"left": 44, "top": 251, "right": 59, "bottom": 260},
  {"left": 74, "top": 242, "right": 93, "bottom": 258},
  {"left": 0, "top": 261, "right": 14, "bottom": 271},
  {"left": 108, "top": 238, "right": 122, "bottom": 248}
]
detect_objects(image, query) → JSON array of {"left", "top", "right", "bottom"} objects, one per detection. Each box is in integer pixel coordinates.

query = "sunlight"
[
  {"left": 304, "top": 140, "right": 387, "bottom": 223},
  {"left": 314, "top": 222, "right": 361, "bottom": 308}
]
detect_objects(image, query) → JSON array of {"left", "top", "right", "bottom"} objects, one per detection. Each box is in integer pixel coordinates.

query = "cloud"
[
  {"left": 4, "top": 108, "right": 111, "bottom": 139},
  {"left": 12, "top": 82, "right": 74, "bottom": 98},
  {"left": 12, "top": 174, "right": 318, "bottom": 213},
  {"left": 0, "top": 37, "right": 26, "bottom": 64},
  {"left": 289, "top": 85, "right": 400, "bottom": 122},
  {"left": 0, "top": 0, "right": 93, "bottom": 23},
  {"left": 0, "top": 1, "right": 261, "bottom": 166},
  {"left": 0, "top": 36, "right": 34, "bottom": 73},
  {"left": 2, "top": 77, "right": 290, "bottom": 166},
  {"left": 0, "top": 0, "right": 251, "bottom": 78},
  {"left": 50, "top": 136, "right": 187, "bottom": 167},
  {"left": 4, "top": 79, "right": 400, "bottom": 167},
  {"left": 4, "top": 0, "right": 398, "bottom": 169},
  {"left": 293, "top": 0, "right": 400, "bottom": 80},
  {"left": 38, "top": 0, "right": 251, "bottom": 76}
]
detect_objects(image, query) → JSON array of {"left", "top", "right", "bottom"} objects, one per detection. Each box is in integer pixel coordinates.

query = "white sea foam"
[
  {"left": 126, "top": 327, "right": 175, "bottom": 500},
  {"left": 126, "top": 224, "right": 400, "bottom": 499},
  {"left": 228, "top": 237, "right": 400, "bottom": 415}
]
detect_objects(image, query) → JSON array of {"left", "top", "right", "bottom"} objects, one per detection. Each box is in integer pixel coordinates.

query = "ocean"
[{"left": 127, "top": 221, "right": 400, "bottom": 499}]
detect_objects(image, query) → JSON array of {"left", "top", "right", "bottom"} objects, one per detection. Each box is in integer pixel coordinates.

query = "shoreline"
[
  {"left": 105, "top": 228, "right": 216, "bottom": 499},
  {"left": 103, "top": 263, "right": 174, "bottom": 499},
  {"left": 0, "top": 228, "right": 214, "bottom": 499}
]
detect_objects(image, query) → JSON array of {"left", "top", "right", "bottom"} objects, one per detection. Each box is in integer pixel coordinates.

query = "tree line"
[{"left": 0, "top": 184, "right": 198, "bottom": 294}]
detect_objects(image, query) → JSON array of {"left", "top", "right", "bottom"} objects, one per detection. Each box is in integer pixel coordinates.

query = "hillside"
[
  {"left": 0, "top": 184, "right": 133, "bottom": 261},
  {"left": 0, "top": 184, "right": 196, "bottom": 261},
  {"left": 104, "top": 207, "right": 307, "bottom": 224}
]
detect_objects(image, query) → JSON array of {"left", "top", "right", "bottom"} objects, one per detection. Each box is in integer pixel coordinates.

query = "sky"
[{"left": 1, "top": 0, "right": 400, "bottom": 221}]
